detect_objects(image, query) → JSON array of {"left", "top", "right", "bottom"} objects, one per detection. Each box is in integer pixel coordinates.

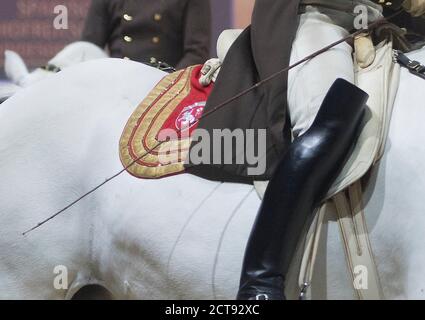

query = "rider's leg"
[
  {"left": 237, "top": 9, "right": 367, "bottom": 300},
  {"left": 288, "top": 8, "right": 355, "bottom": 138},
  {"left": 237, "top": 79, "right": 367, "bottom": 300}
]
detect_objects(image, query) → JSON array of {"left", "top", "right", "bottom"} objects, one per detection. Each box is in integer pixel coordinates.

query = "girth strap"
[
  {"left": 298, "top": 182, "right": 383, "bottom": 300},
  {"left": 333, "top": 182, "right": 383, "bottom": 300},
  {"left": 298, "top": 204, "right": 327, "bottom": 300}
]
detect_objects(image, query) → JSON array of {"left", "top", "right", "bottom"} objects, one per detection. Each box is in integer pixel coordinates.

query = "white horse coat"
[{"left": 0, "top": 48, "right": 424, "bottom": 299}]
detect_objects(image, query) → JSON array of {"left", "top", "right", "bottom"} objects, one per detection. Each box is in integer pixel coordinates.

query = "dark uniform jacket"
[
  {"left": 185, "top": 0, "right": 300, "bottom": 184},
  {"left": 184, "top": 0, "right": 406, "bottom": 184},
  {"left": 81, "top": 0, "right": 211, "bottom": 69}
]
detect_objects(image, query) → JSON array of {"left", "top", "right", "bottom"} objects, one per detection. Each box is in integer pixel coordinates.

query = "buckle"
[
  {"left": 407, "top": 60, "right": 421, "bottom": 71},
  {"left": 299, "top": 282, "right": 311, "bottom": 300},
  {"left": 406, "top": 60, "right": 425, "bottom": 79},
  {"left": 394, "top": 50, "right": 425, "bottom": 81},
  {"left": 255, "top": 294, "right": 270, "bottom": 300}
]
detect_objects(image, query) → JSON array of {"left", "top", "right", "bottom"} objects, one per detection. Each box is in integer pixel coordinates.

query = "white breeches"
[{"left": 287, "top": 8, "right": 354, "bottom": 137}]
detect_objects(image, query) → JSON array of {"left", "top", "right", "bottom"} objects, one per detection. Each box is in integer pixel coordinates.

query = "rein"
[{"left": 22, "top": 10, "right": 403, "bottom": 236}]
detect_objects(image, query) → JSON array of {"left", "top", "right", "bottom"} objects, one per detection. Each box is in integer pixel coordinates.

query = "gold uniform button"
[
  {"left": 124, "top": 35, "right": 133, "bottom": 42},
  {"left": 154, "top": 13, "right": 162, "bottom": 21},
  {"left": 152, "top": 36, "right": 160, "bottom": 44},
  {"left": 123, "top": 14, "right": 133, "bottom": 21}
]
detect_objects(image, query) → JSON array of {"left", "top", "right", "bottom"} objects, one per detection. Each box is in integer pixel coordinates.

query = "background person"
[{"left": 81, "top": 0, "right": 211, "bottom": 69}]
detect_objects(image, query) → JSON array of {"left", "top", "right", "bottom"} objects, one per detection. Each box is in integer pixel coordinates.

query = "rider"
[
  {"left": 236, "top": 0, "right": 379, "bottom": 300},
  {"left": 187, "top": 0, "right": 425, "bottom": 300}
]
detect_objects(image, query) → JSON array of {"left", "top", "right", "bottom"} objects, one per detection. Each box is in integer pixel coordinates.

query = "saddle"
[{"left": 254, "top": 41, "right": 400, "bottom": 300}]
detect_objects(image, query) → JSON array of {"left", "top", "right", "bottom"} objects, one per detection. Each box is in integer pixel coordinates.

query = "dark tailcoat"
[
  {"left": 185, "top": 0, "right": 301, "bottom": 183},
  {"left": 81, "top": 0, "right": 211, "bottom": 69}
]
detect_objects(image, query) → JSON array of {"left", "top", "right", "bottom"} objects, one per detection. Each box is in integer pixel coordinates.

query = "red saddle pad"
[{"left": 119, "top": 65, "right": 214, "bottom": 179}]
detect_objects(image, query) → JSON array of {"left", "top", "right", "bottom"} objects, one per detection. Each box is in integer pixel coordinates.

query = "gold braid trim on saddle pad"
[{"left": 119, "top": 65, "right": 212, "bottom": 179}]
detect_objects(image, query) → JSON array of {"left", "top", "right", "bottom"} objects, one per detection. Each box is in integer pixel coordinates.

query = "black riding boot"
[{"left": 237, "top": 79, "right": 368, "bottom": 300}]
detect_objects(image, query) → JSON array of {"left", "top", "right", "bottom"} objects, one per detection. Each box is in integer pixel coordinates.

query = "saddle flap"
[
  {"left": 327, "top": 41, "right": 400, "bottom": 197},
  {"left": 119, "top": 65, "right": 213, "bottom": 179}
]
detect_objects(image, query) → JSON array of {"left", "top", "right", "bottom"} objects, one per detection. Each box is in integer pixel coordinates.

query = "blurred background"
[{"left": 0, "top": 0, "right": 255, "bottom": 79}]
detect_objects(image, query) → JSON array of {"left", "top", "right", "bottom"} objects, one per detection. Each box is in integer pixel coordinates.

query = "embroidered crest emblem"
[{"left": 175, "top": 101, "right": 206, "bottom": 131}]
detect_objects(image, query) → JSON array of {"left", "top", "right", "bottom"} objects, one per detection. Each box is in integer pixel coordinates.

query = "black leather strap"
[
  {"left": 40, "top": 64, "right": 61, "bottom": 73},
  {"left": 395, "top": 49, "right": 425, "bottom": 80},
  {"left": 145, "top": 58, "right": 176, "bottom": 73}
]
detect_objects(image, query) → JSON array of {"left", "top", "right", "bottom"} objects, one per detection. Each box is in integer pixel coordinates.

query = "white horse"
[
  {"left": 0, "top": 46, "right": 424, "bottom": 299},
  {"left": 1, "top": 41, "right": 107, "bottom": 101}
]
